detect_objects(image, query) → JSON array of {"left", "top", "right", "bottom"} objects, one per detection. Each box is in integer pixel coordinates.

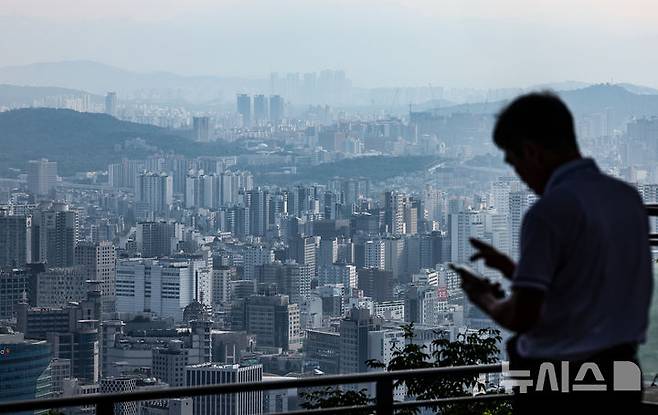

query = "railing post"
[
  {"left": 375, "top": 378, "right": 394, "bottom": 415},
  {"left": 96, "top": 398, "right": 113, "bottom": 415}
]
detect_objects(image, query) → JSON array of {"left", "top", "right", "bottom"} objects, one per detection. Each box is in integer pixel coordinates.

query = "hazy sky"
[{"left": 2, "top": 0, "right": 658, "bottom": 88}]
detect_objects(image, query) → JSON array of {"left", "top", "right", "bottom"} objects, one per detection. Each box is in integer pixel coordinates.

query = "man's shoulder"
[{"left": 533, "top": 171, "right": 644, "bottom": 221}]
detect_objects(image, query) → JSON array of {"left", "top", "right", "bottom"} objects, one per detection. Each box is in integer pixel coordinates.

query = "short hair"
[{"left": 493, "top": 92, "right": 578, "bottom": 154}]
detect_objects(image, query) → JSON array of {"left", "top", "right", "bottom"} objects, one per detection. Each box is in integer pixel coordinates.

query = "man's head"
[{"left": 493, "top": 92, "right": 581, "bottom": 195}]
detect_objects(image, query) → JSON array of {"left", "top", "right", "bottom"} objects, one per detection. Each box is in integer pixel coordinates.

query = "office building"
[
  {"left": 339, "top": 308, "right": 382, "bottom": 374},
  {"left": 255, "top": 261, "right": 312, "bottom": 305},
  {"left": 185, "top": 363, "right": 263, "bottom": 415},
  {"left": 31, "top": 202, "right": 79, "bottom": 267},
  {"left": 0, "top": 214, "right": 32, "bottom": 267},
  {"left": 317, "top": 263, "right": 357, "bottom": 288},
  {"left": 357, "top": 268, "right": 394, "bottom": 302},
  {"left": 242, "top": 245, "right": 274, "bottom": 281},
  {"left": 116, "top": 258, "right": 204, "bottom": 321},
  {"left": 152, "top": 340, "right": 190, "bottom": 387},
  {"left": 136, "top": 221, "right": 184, "bottom": 258},
  {"left": 305, "top": 329, "right": 340, "bottom": 374},
  {"left": 17, "top": 285, "right": 101, "bottom": 383},
  {"left": 287, "top": 235, "right": 316, "bottom": 272},
  {"left": 0, "top": 267, "right": 34, "bottom": 320},
  {"left": 34, "top": 266, "right": 88, "bottom": 307},
  {"left": 100, "top": 377, "right": 137, "bottom": 415},
  {"left": 0, "top": 328, "right": 53, "bottom": 406},
  {"left": 75, "top": 241, "right": 117, "bottom": 313},
  {"left": 212, "top": 266, "right": 236, "bottom": 306},
  {"left": 232, "top": 294, "right": 301, "bottom": 351}
]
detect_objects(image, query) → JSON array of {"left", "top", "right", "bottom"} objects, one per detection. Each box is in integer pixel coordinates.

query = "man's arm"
[{"left": 469, "top": 238, "right": 516, "bottom": 280}]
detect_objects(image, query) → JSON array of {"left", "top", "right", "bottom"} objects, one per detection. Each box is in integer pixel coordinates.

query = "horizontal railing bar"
[
  {"left": 0, "top": 364, "right": 503, "bottom": 413},
  {"left": 282, "top": 404, "right": 377, "bottom": 414},
  {"left": 393, "top": 393, "right": 513, "bottom": 409}
]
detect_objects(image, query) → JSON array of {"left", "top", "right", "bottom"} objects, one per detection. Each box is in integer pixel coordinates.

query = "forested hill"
[{"left": 0, "top": 108, "right": 241, "bottom": 176}]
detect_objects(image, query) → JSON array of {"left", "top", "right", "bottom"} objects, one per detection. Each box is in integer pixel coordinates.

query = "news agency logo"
[{"left": 501, "top": 361, "right": 642, "bottom": 393}]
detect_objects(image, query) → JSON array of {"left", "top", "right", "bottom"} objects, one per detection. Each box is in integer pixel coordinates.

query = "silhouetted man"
[{"left": 452, "top": 93, "right": 652, "bottom": 414}]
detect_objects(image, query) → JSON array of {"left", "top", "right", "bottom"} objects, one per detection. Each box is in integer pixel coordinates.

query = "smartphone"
[
  {"left": 448, "top": 262, "right": 482, "bottom": 282},
  {"left": 448, "top": 263, "right": 506, "bottom": 299}
]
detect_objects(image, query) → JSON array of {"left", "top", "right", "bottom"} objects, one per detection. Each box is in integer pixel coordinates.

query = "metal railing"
[{"left": 0, "top": 364, "right": 508, "bottom": 415}]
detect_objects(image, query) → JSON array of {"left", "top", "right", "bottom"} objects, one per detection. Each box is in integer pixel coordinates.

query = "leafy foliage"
[
  {"left": 300, "top": 324, "right": 511, "bottom": 415},
  {"left": 254, "top": 155, "right": 440, "bottom": 186},
  {"left": 299, "top": 387, "right": 373, "bottom": 414}
]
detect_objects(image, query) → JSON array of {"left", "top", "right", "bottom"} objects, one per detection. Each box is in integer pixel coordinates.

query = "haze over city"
[{"left": 3, "top": 0, "right": 658, "bottom": 88}]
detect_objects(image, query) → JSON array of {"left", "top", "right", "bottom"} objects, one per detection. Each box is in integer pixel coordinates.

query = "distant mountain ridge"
[
  {"left": 0, "top": 84, "right": 101, "bottom": 107},
  {"left": 0, "top": 108, "right": 241, "bottom": 176},
  {"left": 0, "top": 60, "right": 264, "bottom": 104},
  {"left": 425, "top": 84, "right": 658, "bottom": 120}
]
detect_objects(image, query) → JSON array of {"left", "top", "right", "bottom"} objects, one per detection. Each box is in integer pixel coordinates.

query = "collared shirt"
[{"left": 513, "top": 158, "right": 653, "bottom": 360}]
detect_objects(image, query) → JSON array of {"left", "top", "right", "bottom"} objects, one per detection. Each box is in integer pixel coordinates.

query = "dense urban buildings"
[{"left": 2, "top": 42, "right": 658, "bottom": 414}]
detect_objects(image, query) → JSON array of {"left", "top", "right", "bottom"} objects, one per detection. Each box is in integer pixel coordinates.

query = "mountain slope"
[
  {"left": 0, "top": 84, "right": 100, "bottom": 107},
  {"left": 426, "top": 84, "right": 658, "bottom": 119},
  {"left": 0, "top": 108, "right": 241, "bottom": 176},
  {"left": 0, "top": 61, "right": 263, "bottom": 103}
]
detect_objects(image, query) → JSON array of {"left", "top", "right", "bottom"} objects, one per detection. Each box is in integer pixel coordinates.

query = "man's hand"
[
  {"left": 449, "top": 263, "right": 505, "bottom": 306},
  {"left": 449, "top": 263, "right": 544, "bottom": 332},
  {"left": 469, "top": 238, "right": 516, "bottom": 280}
]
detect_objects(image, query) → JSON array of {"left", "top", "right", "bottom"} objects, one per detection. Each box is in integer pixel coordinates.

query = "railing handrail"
[{"left": 0, "top": 363, "right": 504, "bottom": 413}]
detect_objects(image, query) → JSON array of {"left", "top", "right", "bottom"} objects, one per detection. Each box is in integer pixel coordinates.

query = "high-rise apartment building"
[
  {"left": 27, "top": 159, "right": 58, "bottom": 196},
  {"left": 108, "top": 159, "right": 144, "bottom": 189},
  {"left": 508, "top": 190, "right": 538, "bottom": 259},
  {"left": 105, "top": 92, "right": 117, "bottom": 116},
  {"left": 449, "top": 211, "right": 485, "bottom": 268},
  {"left": 245, "top": 188, "right": 270, "bottom": 237},
  {"left": 364, "top": 239, "right": 385, "bottom": 270},
  {"left": 253, "top": 95, "right": 268, "bottom": 125},
  {"left": 193, "top": 116, "right": 210, "bottom": 142},
  {"left": 135, "top": 172, "right": 174, "bottom": 219},
  {"left": 237, "top": 94, "right": 251, "bottom": 128},
  {"left": 269, "top": 95, "right": 284, "bottom": 124}
]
